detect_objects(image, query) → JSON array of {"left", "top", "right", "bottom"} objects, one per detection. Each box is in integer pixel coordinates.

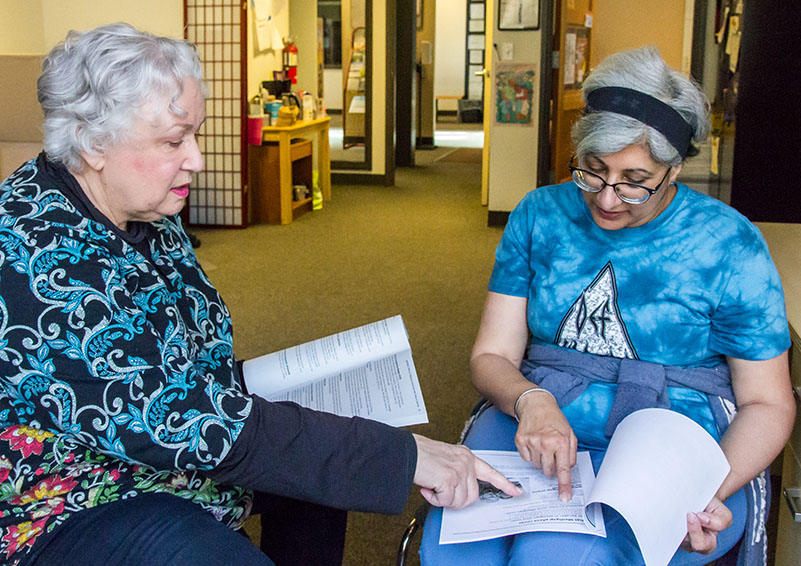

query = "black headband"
[{"left": 585, "top": 86, "right": 694, "bottom": 158}]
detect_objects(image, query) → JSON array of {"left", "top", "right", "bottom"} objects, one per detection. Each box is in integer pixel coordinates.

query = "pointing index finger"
[
  {"left": 555, "top": 449, "right": 573, "bottom": 502},
  {"left": 475, "top": 457, "right": 523, "bottom": 498}
]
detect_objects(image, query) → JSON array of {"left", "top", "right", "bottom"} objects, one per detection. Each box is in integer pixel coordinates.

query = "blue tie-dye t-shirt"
[{"left": 489, "top": 182, "right": 790, "bottom": 368}]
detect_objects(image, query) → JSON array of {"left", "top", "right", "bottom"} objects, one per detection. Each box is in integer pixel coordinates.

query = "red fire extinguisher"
[{"left": 283, "top": 39, "right": 298, "bottom": 85}]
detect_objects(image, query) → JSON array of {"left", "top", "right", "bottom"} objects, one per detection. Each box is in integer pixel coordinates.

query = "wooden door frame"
[
  {"left": 394, "top": 0, "right": 415, "bottom": 168},
  {"left": 537, "top": 0, "right": 555, "bottom": 188},
  {"left": 480, "top": 1, "right": 494, "bottom": 206}
]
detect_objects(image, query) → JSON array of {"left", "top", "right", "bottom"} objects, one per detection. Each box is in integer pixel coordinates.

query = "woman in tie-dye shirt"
[{"left": 421, "top": 47, "right": 794, "bottom": 566}]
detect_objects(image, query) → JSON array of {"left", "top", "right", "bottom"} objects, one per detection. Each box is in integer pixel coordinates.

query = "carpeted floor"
[
  {"left": 436, "top": 147, "right": 483, "bottom": 163},
  {"left": 192, "top": 154, "right": 499, "bottom": 566}
]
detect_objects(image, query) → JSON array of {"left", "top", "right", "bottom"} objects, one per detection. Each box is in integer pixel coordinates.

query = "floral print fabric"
[{"left": 0, "top": 158, "right": 253, "bottom": 565}]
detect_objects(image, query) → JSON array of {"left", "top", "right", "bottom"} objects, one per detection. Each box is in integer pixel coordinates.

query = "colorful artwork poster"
[{"left": 494, "top": 63, "right": 536, "bottom": 126}]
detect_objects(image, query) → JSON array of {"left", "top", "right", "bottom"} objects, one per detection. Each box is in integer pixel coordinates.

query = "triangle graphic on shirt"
[{"left": 554, "top": 262, "right": 638, "bottom": 359}]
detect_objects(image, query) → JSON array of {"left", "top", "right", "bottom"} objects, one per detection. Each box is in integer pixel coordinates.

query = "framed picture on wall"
[
  {"left": 498, "top": 0, "right": 539, "bottom": 31},
  {"left": 492, "top": 62, "right": 537, "bottom": 126}
]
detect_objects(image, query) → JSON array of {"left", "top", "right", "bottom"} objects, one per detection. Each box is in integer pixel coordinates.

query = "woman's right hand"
[
  {"left": 470, "top": 293, "right": 577, "bottom": 501},
  {"left": 514, "top": 391, "right": 577, "bottom": 502}
]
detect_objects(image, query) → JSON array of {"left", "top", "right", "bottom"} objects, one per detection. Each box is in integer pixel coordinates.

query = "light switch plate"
[{"left": 500, "top": 42, "right": 514, "bottom": 61}]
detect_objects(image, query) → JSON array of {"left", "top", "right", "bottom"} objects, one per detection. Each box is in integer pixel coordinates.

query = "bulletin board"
[{"left": 562, "top": 25, "right": 589, "bottom": 91}]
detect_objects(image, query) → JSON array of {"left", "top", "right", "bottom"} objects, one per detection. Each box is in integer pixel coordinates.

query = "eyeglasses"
[{"left": 568, "top": 156, "right": 672, "bottom": 204}]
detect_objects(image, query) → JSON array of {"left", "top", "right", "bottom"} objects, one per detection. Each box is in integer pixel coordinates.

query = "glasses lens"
[
  {"left": 615, "top": 183, "right": 651, "bottom": 203},
  {"left": 572, "top": 169, "right": 604, "bottom": 193}
]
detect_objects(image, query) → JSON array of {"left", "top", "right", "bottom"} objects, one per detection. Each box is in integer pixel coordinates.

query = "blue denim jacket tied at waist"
[{"left": 519, "top": 343, "right": 735, "bottom": 437}]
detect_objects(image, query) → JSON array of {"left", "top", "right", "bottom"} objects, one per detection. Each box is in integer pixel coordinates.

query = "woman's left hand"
[{"left": 680, "top": 496, "right": 732, "bottom": 555}]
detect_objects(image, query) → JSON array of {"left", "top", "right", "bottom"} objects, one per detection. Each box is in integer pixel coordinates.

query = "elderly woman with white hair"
[
  {"left": 0, "top": 23, "right": 519, "bottom": 566},
  {"left": 420, "top": 47, "right": 795, "bottom": 566}
]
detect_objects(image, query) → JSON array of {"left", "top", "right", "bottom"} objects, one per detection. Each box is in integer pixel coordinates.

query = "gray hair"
[
  {"left": 571, "top": 46, "right": 710, "bottom": 166},
  {"left": 38, "top": 23, "right": 203, "bottom": 171}
]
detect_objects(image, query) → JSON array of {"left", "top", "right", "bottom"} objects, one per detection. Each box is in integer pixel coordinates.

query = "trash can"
[{"left": 458, "top": 99, "right": 483, "bottom": 123}]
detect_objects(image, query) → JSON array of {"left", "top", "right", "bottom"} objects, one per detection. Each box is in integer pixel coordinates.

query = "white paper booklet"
[
  {"left": 441, "top": 450, "right": 605, "bottom": 544},
  {"left": 441, "top": 409, "right": 731, "bottom": 566},
  {"left": 439, "top": 450, "right": 606, "bottom": 544},
  {"left": 242, "top": 315, "right": 428, "bottom": 427}
]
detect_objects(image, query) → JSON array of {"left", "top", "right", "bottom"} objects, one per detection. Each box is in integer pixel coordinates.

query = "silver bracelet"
[{"left": 513, "top": 387, "right": 556, "bottom": 422}]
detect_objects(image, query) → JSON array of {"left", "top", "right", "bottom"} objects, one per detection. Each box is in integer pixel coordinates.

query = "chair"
[{"left": 396, "top": 500, "right": 429, "bottom": 566}]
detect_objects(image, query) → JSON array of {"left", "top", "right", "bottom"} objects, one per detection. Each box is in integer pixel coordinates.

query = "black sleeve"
[{"left": 208, "top": 395, "right": 418, "bottom": 515}]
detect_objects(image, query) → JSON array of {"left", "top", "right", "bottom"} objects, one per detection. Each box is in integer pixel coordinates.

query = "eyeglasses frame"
[{"left": 568, "top": 156, "right": 673, "bottom": 205}]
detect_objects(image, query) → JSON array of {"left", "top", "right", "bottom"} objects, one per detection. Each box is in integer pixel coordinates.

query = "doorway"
[
  {"left": 318, "top": 0, "right": 372, "bottom": 170},
  {"left": 422, "top": 0, "right": 485, "bottom": 167},
  {"left": 434, "top": 0, "right": 484, "bottom": 153}
]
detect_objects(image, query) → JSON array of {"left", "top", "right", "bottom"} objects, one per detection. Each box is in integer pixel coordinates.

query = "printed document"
[
  {"left": 441, "top": 409, "right": 730, "bottom": 566},
  {"left": 441, "top": 450, "right": 604, "bottom": 544},
  {"left": 242, "top": 316, "right": 428, "bottom": 427}
]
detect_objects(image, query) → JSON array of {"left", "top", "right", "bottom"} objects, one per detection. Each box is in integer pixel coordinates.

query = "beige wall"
[
  {"left": 247, "top": 3, "right": 288, "bottom": 100},
  {"left": 289, "top": 0, "right": 320, "bottom": 98},
  {"left": 435, "top": 0, "right": 467, "bottom": 111},
  {"left": 39, "top": 0, "right": 183, "bottom": 50},
  {"left": 1, "top": 0, "right": 183, "bottom": 144},
  {"left": 591, "top": 0, "right": 686, "bottom": 71},
  {"left": 0, "top": 0, "right": 44, "bottom": 53},
  {"left": 1, "top": 0, "right": 275, "bottom": 97},
  {"left": 0, "top": 55, "right": 43, "bottom": 142},
  {"left": 486, "top": 28, "right": 543, "bottom": 212},
  {"left": 0, "top": 1, "right": 184, "bottom": 54}
]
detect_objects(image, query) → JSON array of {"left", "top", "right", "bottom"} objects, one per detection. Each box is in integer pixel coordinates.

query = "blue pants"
[
  {"left": 23, "top": 491, "right": 347, "bottom": 566},
  {"left": 420, "top": 406, "right": 747, "bottom": 566}
]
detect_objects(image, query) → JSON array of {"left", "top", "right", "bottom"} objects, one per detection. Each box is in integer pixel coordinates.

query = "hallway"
[{"left": 328, "top": 111, "right": 484, "bottom": 162}]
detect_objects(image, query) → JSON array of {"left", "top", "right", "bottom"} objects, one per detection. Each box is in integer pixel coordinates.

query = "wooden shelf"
[
  {"left": 292, "top": 197, "right": 313, "bottom": 210},
  {"left": 248, "top": 138, "right": 313, "bottom": 224},
  {"left": 249, "top": 117, "right": 331, "bottom": 225}
]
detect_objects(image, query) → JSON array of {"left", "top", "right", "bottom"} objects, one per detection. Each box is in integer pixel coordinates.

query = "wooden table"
[
  {"left": 260, "top": 116, "right": 331, "bottom": 225},
  {"left": 435, "top": 94, "right": 462, "bottom": 117}
]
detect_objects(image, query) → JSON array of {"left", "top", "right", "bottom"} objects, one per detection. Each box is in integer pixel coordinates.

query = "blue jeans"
[
  {"left": 23, "top": 492, "right": 271, "bottom": 566},
  {"left": 23, "top": 491, "right": 348, "bottom": 566},
  {"left": 420, "top": 405, "right": 747, "bottom": 566}
]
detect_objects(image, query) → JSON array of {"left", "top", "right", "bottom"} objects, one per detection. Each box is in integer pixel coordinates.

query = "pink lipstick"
[{"left": 171, "top": 184, "right": 190, "bottom": 198}]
